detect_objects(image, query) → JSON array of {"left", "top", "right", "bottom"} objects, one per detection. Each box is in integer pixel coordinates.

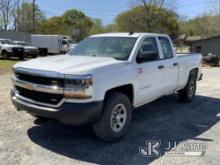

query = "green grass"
[{"left": 0, "top": 60, "right": 18, "bottom": 69}]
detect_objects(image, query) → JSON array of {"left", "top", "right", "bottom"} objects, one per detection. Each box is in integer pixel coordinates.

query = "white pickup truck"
[
  {"left": 11, "top": 33, "right": 202, "bottom": 141},
  {"left": 14, "top": 41, "right": 39, "bottom": 58},
  {"left": 0, "top": 39, "right": 25, "bottom": 60}
]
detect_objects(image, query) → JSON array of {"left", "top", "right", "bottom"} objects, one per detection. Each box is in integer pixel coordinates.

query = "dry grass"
[{"left": 0, "top": 60, "right": 18, "bottom": 75}]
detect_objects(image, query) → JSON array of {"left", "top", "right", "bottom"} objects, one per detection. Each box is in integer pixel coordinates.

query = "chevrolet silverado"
[{"left": 11, "top": 33, "right": 203, "bottom": 141}]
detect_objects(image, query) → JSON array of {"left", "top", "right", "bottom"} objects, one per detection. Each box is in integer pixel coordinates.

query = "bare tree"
[
  {"left": 11, "top": 0, "right": 21, "bottom": 31},
  {"left": 136, "top": 0, "right": 176, "bottom": 9},
  {"left": 134, "top": 0, "right": 176, "bottom": 32},
  {"left": 0, "top": 0, "right": 13, "bottom": 30}
]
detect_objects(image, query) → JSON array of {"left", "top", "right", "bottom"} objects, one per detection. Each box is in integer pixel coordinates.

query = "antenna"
[
  {"left": 33, "top": 0, "right": 35, "bottom": 32},
  {"left": 129, "top": 31, "right": 134, "bottom": 35}
]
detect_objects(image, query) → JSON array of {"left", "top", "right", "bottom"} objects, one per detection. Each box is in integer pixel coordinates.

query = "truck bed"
[{"left": 176, "top": 53, "right": 201, "bottom": 57}]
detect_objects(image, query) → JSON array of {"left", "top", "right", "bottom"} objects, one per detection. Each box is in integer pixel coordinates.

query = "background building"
[{"left": 191, "top": 35, "right": 220, "bottom": 58}]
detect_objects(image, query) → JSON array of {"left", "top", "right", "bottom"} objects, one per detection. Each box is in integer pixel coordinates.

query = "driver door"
[{"left": 136, "top": 37, "right": 168, "bottom": 105}]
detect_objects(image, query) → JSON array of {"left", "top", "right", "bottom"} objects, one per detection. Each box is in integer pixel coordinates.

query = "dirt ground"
[{"left": 0, "top": 68, "right": 220, "bottom": 165}]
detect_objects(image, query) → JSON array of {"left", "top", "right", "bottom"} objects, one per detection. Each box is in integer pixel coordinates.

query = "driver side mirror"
[{"left": 137, "top": 51, "right": 158, "bottom": 63}]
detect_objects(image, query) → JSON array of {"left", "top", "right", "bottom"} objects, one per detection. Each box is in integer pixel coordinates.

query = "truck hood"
[
  {"left": 23, "top": 46, "right": 38, "bottom": 50},
  {"left": 14, "top": 55, "right": 123, "bottom": 75},
  {"left": 3, "top": 44, "right": 23, "bottom": 48}
]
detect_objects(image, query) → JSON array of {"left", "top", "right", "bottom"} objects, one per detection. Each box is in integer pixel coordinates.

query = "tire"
[
  {"left": 178, "top": 75, "right": 197, "bottom": 102},
  {"left": 32, "top": 54, "right": 38, "bottom": 58},
  {"left": 19, "top": 55, "right": 24, "bottom": 60},
  {"left": 93, "top": 92, "right": 132, "bottom": 142},
  {"left": 39, "top": 49, "right": 47, "bottom": 56},
  {"left": 29, "top": 113, "right": 48, "bottom": 121},
  {"left": 2, "top": 51, "right": 8, "bottom": 60}
]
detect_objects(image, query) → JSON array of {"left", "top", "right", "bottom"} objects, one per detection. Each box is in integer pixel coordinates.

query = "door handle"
[
  {"left": 173, "top": 62, "right": 178, "bottom": 66},
  {"left": 158, "top": 65, "right": 165, "bottom": 69},
  {"left": 137, "top": 67, "right": 143, "bottom": 74}
]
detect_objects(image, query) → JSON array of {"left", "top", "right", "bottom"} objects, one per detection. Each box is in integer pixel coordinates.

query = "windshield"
[
  {"left": 68, "top": 37, "right": 137, "bottom": 60},
  {"left": 67, "top": 39, "right": 73, "bottom": 44},
  {"left": 62, "top": 39, "right": 68, "bottom": 45},
  {"left": 17, "top": 42, "right": 29, "bottom": 46},
  {"left": 8, "top": 39, "right": 16, "bottom": 45},
  {"left": 0, "top": 39, "right": 15, "bottom": 45}
]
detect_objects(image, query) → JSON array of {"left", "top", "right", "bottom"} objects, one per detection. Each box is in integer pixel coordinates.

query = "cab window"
[
  {"left": 136, "top": 37, "right": 159, "bottom": 63},
  {"left": 62, "top": 40, "right": 68, "bottom": 45},
  {"left": 159, "top": 37, "right": 173, "bottom": 59}
]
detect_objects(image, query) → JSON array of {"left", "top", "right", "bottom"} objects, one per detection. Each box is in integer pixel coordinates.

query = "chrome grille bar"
[{"left": 12, "top": 76, "right": 64, "bottom": 94}]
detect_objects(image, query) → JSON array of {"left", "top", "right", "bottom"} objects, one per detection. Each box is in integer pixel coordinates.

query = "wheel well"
[
  {"left": 2, "top": 49, "right": 7, "bottom": 54},
  {"left": 190, "top": 68, "right": 199, "bottom": 78},
  {"left": 39, "top": 48, "right": 48, "bottom": 56},
  {"left": 105, "top": 84, "right": 134, "bottom": 105}
]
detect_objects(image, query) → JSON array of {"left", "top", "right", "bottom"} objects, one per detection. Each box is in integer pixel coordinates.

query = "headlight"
[
  {"left": 7, "top": 47, "right": 12, "bottom": 52},
  {"left": 64, "top": 74, "right": 93, "bottom": 99}
]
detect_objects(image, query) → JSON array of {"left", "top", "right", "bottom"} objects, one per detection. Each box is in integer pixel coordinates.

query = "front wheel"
[
  {"left": 93, "top": 92, "right": 132, "bottom": 142},
  {"left": 2, "top": 52, "right": 8, "bottom": 60},
  {"left": 178, "top": 75, "right": 197, "bottom": 102},
  {"left": 32, "top": 54, "right": 38, "bottom": 58},
  {"left": 29, "top": 112, "right": 48, "bottom": 121},
  {"left": 19, "top": 55, "right": 24, "bottom": 60}
]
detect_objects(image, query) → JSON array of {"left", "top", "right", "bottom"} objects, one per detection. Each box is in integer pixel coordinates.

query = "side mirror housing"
[{"left": 137, "top": 51, "right": 158, "bottom": 63}]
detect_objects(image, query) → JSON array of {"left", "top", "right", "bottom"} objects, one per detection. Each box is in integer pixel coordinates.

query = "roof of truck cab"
[
  {"left": 90, "top": 33, "right": 169, "bottom": 38},
  {"left": 0, "top": 38, "right": 9, "bottom": 41},
  {"left": 14, "top": 41, "right": 26, "bottom": 43}
]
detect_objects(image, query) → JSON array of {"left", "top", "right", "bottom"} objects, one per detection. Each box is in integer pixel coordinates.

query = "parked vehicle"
[
  {"left": 11, "top": 33, "right": 203, "bottom": 141},
  {"left": 14, "top": 41, "right": 39, "bottom": 58},
  {"left": 0, "top": 39, "right": 24, "bottom": 60},
  {"left": 31, "top": 35, "right": 74, "bottom": 55},
  {"left": 202, "top": 53, "right": 219, "bottom": 67},
  {"left": 65, "top": 38, "right": 77, "bottom": 51}
]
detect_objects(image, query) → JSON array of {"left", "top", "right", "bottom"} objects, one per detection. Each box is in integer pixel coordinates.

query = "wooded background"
[{"left": 0, "top": 0, "right": 220, "bottom": 41}]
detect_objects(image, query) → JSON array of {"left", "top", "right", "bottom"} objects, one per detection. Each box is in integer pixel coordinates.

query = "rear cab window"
[{"left": 158, "top": 37, "right": 174, "bottom": 59}]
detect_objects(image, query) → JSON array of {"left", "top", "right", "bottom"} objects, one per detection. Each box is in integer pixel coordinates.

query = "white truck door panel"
[
  {"left": 163, "top": 58, "right": 179, "bottom": 93},
  {"left": 135, "top": 37, "right": 167, "bottom": 105},
  {"left": 158, "top": 37, "right": 179, "bottom": 94},
  {"left": 136, "top": 61, "right": 168, "bottom": 104}
]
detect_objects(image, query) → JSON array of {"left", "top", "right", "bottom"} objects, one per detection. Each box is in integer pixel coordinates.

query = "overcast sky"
[{"left": 36, "top": 0, "right": 215, "bottom": 25}]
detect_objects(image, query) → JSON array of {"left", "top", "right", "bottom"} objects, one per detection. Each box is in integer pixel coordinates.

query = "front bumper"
[
  {"left": 25, "top": 51, "right": 39, "bottom": 57},
  {"left": 8, "top": 51, "right": 24, "bottom": 57},
  {"left": 11, "top": 90, "right": 103, "bottom": 125}
]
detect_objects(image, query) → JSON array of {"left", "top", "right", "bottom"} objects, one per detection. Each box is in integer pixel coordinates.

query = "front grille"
[
  {"left": 12, "top": 48, "right": 24, "bottom": 55},
  {"left": 15, "top": 71, "right": 64, "bottom": 87},
  {"left": 27, "top": 49, "right": 38, "bottom": 52},
  {"left": 16, "top": 86, "right": 63, "bottom": 105}
]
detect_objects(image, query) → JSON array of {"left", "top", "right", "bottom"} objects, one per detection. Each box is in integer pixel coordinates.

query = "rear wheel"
[
  {"left": 178, "top": 75, "right": 197, "bottom": 102},
  {"left": 2, "top": 51, "right": 8, "bottom": 60},
  {"left": 93, "top": 92, "right": 132, "bottom": 142}
]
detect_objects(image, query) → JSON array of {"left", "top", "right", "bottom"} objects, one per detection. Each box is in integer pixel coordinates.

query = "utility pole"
[
  {"left": 218, "top": 0, "right": 220, "bottom": 26},
  {"left": 33, "top": 0, "right": 35, "bottom": 32},
  {"left": 219, "top": 0, "right": 220, "bottom": 16}
]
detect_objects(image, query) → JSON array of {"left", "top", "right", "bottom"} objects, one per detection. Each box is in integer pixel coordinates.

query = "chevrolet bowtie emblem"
[
  {"left": 26, "top": 83, "right": 35, "bottom": 91},
  {"left": 52, "top": 80, "right": 58, "bottom": 84}
]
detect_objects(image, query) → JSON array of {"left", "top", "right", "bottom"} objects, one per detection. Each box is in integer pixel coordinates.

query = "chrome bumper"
[
  {"left": 11, "top": 90, "right": 103, "bottom": 125},
  {"left": 13, "top": 87, "right": 65, "bottom": 108},
  {"left": 12, "top": 92, "right": 59, "bottom": 111}
]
